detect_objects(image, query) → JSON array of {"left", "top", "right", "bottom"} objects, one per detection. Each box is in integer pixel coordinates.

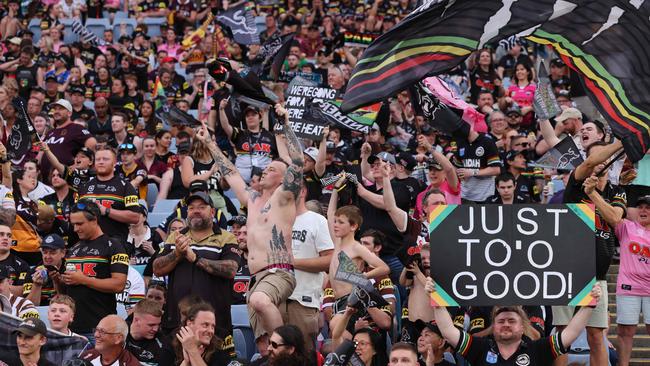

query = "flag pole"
[{"left": 594, "top": 149, "right": 625, "bottom": 177}]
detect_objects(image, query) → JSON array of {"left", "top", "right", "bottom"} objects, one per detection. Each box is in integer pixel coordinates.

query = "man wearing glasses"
[
  {"left": 79, "top": 315, "right": 140, "bottom": 366},
  {"left": 61, "top": 200, "right": 129, "bottom": 343}
]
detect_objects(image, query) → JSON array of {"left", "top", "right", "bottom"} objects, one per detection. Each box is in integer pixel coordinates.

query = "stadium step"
[
  {"left": 631, "top": 347, "right": 650, "bottom": 359},
  {"left": 608, "top": 323, "right": 648, "bottom": 336}
]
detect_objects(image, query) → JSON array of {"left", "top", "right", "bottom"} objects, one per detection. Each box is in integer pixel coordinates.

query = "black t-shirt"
[
  {"left": 485, "top": 193, "right": 529, "bottom": 204},
  {"left": 128, "top": 227, "right": 162, "bottom": 268},
  {"left": 66, "top": 234, "right": 129, "bottom": 333},
  {"left": 78, "top": 175, "right": 141, "bottom": 243},
  {"left": 62, "top": 167, "right": 95, "bottom": 192},
  {"left": 304, "top": 170, "right": 322, "bottom": 202},
  {"left": 359, "top": 180, "right": 411, "bottom": 256},
  {"left": 42, "top": 189, "right": 75, "bottom": 220},
  {"left": 497, "top": 53, "right": 532, "bottom": 80},
  {"left": 71, "top": 106, "right": 97, "bottom": 122},
  {"left": 16, "top": 64, "right": 39, "bottom": 99},
  {"left": 159, "top": 230, "right": 241, "bottom": 332},
  {"left": 232, "top": 260, "right": 250, "bottom": 305},
  {"left": 0, "top": 253, "right": 30, "bottom": 287},
  {"left": 468, "top": 306, "right": 545, "bottom": 338},
  {"left": 563, "top": 172, "right": 626, "bottom": 279},
  {"left": 22, "top": 262, "right": 65, "bottom": 306},
  {"left": 126, "top": 333, "right": 175, "bottom": 366},
  {"left": 231, "top": 128, "right": 278, "bottom": 162},
  {"left": 456, "top": 331, "right": 567, "bottom": 366},
  {"left": 0, "top": 352, "right": 57, "bottom": 366}
]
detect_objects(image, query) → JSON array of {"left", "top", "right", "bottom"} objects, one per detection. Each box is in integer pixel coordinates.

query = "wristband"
[
  {"left": 104, "top": 208, "right": 111, "bottom": 217},
  {"left": 473, "top": 169, "right": 479, "bottom": 177}
]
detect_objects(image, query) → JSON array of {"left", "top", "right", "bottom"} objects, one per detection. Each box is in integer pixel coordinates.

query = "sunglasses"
[
  {"left": 72, "top": 200, "right": 100, "bottom": 217},
  {"left": 119, "top": 143, "right": 135, "bottom": 150},
  {"left": 270, "top": 341, "right": 287, "bottom": 349}
]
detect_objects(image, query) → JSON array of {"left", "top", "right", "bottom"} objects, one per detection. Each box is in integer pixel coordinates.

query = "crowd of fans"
[{"left": 0, "top": 0, "right": 649, "bottom": 366}]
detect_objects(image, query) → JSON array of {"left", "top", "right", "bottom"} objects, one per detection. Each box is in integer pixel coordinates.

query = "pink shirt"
[
  {"left": 414, "top": 180, "right": 461, "bottom": 220},
  {"left": 615, "top": 219, "right": 650, "bottom": 296}
]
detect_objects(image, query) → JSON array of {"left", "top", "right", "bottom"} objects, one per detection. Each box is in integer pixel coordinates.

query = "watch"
[{"left": 104, "top": 208, "right": 111, "bottom": 217}]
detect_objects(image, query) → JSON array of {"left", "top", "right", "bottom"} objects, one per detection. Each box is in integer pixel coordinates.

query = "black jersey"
[
  {"left": 66, "top": 234, "right": 129, "bottom": 333},
  {"left": 126, "top": 333, "right": 175, "bottom": 366},
  {"left": 78, "top": 175, "right": 140, "bottom": 242},
  {"left": 0, "top": 253, "right": 30, "bottom": 287}
]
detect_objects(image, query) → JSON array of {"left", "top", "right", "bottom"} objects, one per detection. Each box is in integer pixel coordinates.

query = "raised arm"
[
  {"left": 327, "top": 174, "right": 345, "bottom": 240},
  {"left": 539, "top": 119, "right": 561, "bottom": 149},
  {"left": 381, "top": 161, "right": 408, "bottom": 232},
  {"left": 574, "top": 139, "right": 623, "bottom": 181},
  {"left": 39, "top": 142, "right": 66, "bottom": 175},
  {"left": 314, "top": 126, "right": 329, "bottom": 177},
  {"left": 559, "top": 284, "right": 601, "bottom": 349},
  {"left": 360, "top": 142, "right": 373, "bottom": 182},
  {"left": 357, "top": 245, "right": 390, "bottom": 278},
  {"left": 218, "top": 98, "right": 234, "bottom": 139},
  {"left": 425, "top": 277, "right": 462, "bottom": 348},
  {"left": 276, "top": 104, "right": 304, "bottom": 202},
  {"left": 583, "top": 176, "right": 625, "bottom": 227}
]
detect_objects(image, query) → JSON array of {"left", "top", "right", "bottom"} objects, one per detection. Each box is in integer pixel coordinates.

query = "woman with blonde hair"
[{"left": 180, "top": 134, "right": 227, "bottom": 212}]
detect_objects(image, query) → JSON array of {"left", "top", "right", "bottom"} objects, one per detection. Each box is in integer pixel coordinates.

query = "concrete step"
[
  {"left": 609, "top": 334, "right": 650, "bottom": 348},
  {"left": 632, "top": 347, "right": 650, "bottom": 359},
  {"left": 608, "top": 323, "right": 648, "bottom": 336},
  {"left": 630, "top": 359, "right": 650, "bottom": 366}
]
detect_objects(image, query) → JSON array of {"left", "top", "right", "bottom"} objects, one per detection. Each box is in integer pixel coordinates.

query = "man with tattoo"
[
  {"left": 152, "top": 191, "right": 241, "bottom": 359},
  {"left": 198, "top": 104, "right": 304, "bottom": 344}
]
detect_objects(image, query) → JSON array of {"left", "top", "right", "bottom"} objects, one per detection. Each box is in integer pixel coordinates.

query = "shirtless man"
[
  {"left": 326, "top": 174, "right": 390, "bottom": 336},
  {"left": 202, "top": 104, "right": 303, "bottom": 342}
]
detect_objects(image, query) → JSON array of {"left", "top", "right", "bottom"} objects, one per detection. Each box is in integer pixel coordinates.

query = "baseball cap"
[
  {"left": 41, "top": 234, "right": 65, "bottom": 249},
  {"left": 506, "top": 105, "right": 522, "bottom": 116},
  {"left": 556, "top": 107, "right": 582, "bottom": 122},
  {"left": 0, "top": 265, "right": 9, "bottom": 280},
  {"left": 74, "top": 147, "right": 95, "bottom": 160},
  {"left": 505, "top": 150, "right": 526, "bottom": 161},
  {"left": 370, "top": 123, "right": 381, "bottom": 132},
  {"left": 325, "top": 141, "right": 337, "bottom": 152},
  {"left": 227, "top": 215, "right": 247, "bottom": 226},
  {"left": 45, "top": 75, "right": 58, "bottom": 83},
  {"left": 7, "top": 37, "right": 21, "bottom": 46},
  {"left": 368, "top": 151, "right": 396, "bottom": 165},
  {"left": 50, "top": 99, "right": 72, "bottom": 112},
  {"left": 161, "top": 56, "right": 177, "bottom": 64},
  {"left": 133, "top": 31, "right": 146, "bottom": 39},
  {"left": 415, "top": 319, "right": 443, "bottom": 337},
  {"left": 304, "top": 147, "right": 319, "bottom": 162},
  {"left": 177, "top": 140, "right": 191, "bottom": 154},
  {"left": 395, "top": 152, "right": 416, "bottom": 171},
  {"left": 137, "top": 199, "right": 148, "bottom": 216},
  {"left": 13, "top": 318, "right": 47, "bottom": 337},
  {"left": 244, "top": 105, "right": 260, "bottom": 114},
  {"left": 68, "top": 84, "right": 85, "bottom": 95},
  {"left": 550, "top": 58, "right": 565, "bottom": 68},
  {"left": 189, "top": 180, "right": 208, "bottom": 193},
  {"left": 636, "top": 195, "right": 650, "bottom": 207},
  {"left": 427, "top": 159, "right": 443, "bottom": 171},
  {"left": 187, "top": 191, "right": 214, "bottom": 207}
]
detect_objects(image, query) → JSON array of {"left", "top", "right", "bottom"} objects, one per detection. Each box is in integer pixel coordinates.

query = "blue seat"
[
  {"left": 85, "top": 18, "right": 110, "bottom": 39},
  {"left": 83, "top": 100, "right": 95, "bottom": 110},
  {"left": 152, "top": 199, "right": 180, "bottom": 215},
  {"left": 60, "top": 18, "right": 79, "bottom": 44},
  {"left": 143, "top": 17, "right": 166, "bottom": 38},
  {"left": 28, "top": 18, "right": 42, "bottom": 44},
  {"left": 147, "top": 213, "right": 168, "bottom": 228},
  {"left": 113, "top": 11, "right": 129, "bottom": 22},
  {"left": 113, "top": 18, "right": 137, "bottom": 38},
  {"left": 36, "top": 306, "right": 50, "bottom": 327},
  {"left": 230, "top": 304, "right": 249, "bottom": 327},
  {"left": 146, "top": 183, "right": 158, "bottom": 210}
]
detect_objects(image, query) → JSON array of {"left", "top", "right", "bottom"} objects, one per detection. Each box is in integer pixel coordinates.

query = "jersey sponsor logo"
[
  {"left": 469, "top": 318, "right": 484, "bottom": 331},
  {"left": 111, "top": 254, "right": 130, "bottom": 265},
  {"left": 20, "top": 310, "right": 40, "bottom": 320},
  {"left": 292, "top": 230, "right": 307, "bottom": 242},
  {"left": 45, "top": 136, "right": 65, "bottom": 145},
  {"left": 486, "top": 351, "right": 498, "bottom": 364},
  {"left": 378, "top": 278, "right": 392, "bottom": 290},
  {"left": 241, "top": 142, "right": 272, "bottom": 153},
  {"left": 463, "top": 158, "right": 481, "bottom": 168},
  {"left": 18, "top": 272, "right": 26, "bottom": 280},
  {"left": 629, "top": 242, "right": 650, "bottom": 259},
  {"left": 124, "top": 195, "right": 139, "bottom": 206},
  {"left": 323, "top": 288, "right": 334, "bottom": 298},
  {"left": 476, "top": 146, "right": 484, "bottom": 157},
  {"left": 516, "top": 354, "right": 530, "bottom": 366},
  {"left": 233, "top": 280, "right": 249, "bottom": 293}
]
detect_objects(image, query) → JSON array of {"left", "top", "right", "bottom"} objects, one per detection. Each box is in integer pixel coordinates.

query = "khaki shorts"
[
  {"left": 552, "top": 280, "right": 608, "bottom": 328},
  {"left": 283, "top": 300, "right": 319, "bottom": 351},
  {"left": 246, "top": 269, "right": 296, "bottom": 339}
]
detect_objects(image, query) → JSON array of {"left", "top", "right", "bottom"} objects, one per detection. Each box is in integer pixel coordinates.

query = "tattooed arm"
[
  {"left": 197, "top": 124, "right": 252, "bottom": 204},
  {"left": 195, "top": 257, "right": 239, "bottom": 279},
  {"left": 276, "top": 104, "right": 304, "bottom": 202}
]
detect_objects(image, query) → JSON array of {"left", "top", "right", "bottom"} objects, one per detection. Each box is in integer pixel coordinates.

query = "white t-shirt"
[
  {"left": 28, "top": 181, "right": 54, "bottom": 201},
  {"left": 289, "top": 211, "right": 334, "bottom": 308},
  {"left": 116, "top": 266, "right": 145, "bottom": 313}
]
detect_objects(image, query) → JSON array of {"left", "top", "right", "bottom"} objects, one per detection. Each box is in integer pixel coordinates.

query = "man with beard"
[
  {"left": 153, "top": 191, "right": 240, "bottom": 359},
  {"left": 425, "top": 278, "right": 602, "bottom": 366},
  {"left": 42, "top": 99, "right": 96, "bottom": 177}
]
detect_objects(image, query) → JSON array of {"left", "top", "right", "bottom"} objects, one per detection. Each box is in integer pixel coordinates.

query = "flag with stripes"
[
  {"left": 71, "top": 19, "right": 104, "bottom": 46},
  {"left": 342, "top": 0, "right": 650, "bottom": 161}
]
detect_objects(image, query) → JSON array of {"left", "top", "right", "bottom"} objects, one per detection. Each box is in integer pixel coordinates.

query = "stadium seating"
[
  {"left": 143, "top": 17, "right": 166, "bottom": 38},
  {"left": 85, "top": 18, "right": 110, "bottom": 40},
  {"left": 60, "top": 19, "right": 79, "bottom": 44},
  {"left": 28, "top": 18, "right": 42, "bottom": 43},
  {"left": 147, "top": 199, "right": 180, "bottom": 228},
  {"left": 231, "top": 304, "right": 257, "bottom": 361},
  {"left": 113, "top": 18, "right": 137, "bottom": 39}
]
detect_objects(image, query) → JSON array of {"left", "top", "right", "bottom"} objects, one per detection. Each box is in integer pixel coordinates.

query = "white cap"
[
  {"left": 555, "top": 107, "right": 582, "bottom": 122},
  {"left": 50, "top": 99, "right": 72, "bottom": 113},
  {"left": 304, "top": 147, "right": 319, "bottom": 162}
]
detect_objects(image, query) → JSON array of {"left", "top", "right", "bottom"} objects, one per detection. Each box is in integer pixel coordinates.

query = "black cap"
[
  {"left": 177, "top": 140, "right": 191, "bottom": 154},
  {"left": 68, "top": 84, "right": 85, "bottom": 95},
  {"left": 187, "top": 192, "right": 214, "bottom": 207},
  {"left": 550, "top": 58, "right": 565, "bottom": 67},
  {"left": 244, "top": 105, "right": 260, "bottom": 114},
  {"left": 13, "top": 318, "right": 47, "bottom": 337},
  {"left": 325, "top": 141, "right": 337, "bottom": 151},
  {"left": 636, "top": 195, "right": 650, "bottom": 207},
  {"left": 118, "top": 143, "right": 137, "bottom": 153},
  {"left": 118, "top": 35, "right": 132, "bottom": 42},
  {"left": 189, "top": 180, "right": 208, "bottom": 193},
  {"left": 227, "top": 215, "right": 247, "bottom": 226},
  {"left": 420, "top": 124, "right": 436, "bottom": 136},
  {"left": 395, "top": 152, "right": 416, "bottom": 171},
  {"left": 368, "top": 152, "right": 396, "bottom": 165},
  {"left": 415, "top": 320, "right": 443, "bottom": 337},
  {"left": 17, "top": 29, "right": 34, "bottom": 37},
  {"left": 427, "top": 159, "right": 443, "bottom": 170},
  {"left": 505, "top": 150, "right": 526, "bottom": 161},
  {"left": 133, "top": 31, "right": 146, "bottom": 39},
  {"left": 74, "top": 147, "right": 95, "bottom": 160},
  {"left": 41, "top": 234, "right": 65, "bottom": 249},
  {"left": 45, "top": 75, "right": 58, "bottom": 83},
  {"left": 0, "top": 265, "right": 9, "bottom": 280},
  {"left": 55, "top": 53, "right": 69, "bottom": 63}
]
